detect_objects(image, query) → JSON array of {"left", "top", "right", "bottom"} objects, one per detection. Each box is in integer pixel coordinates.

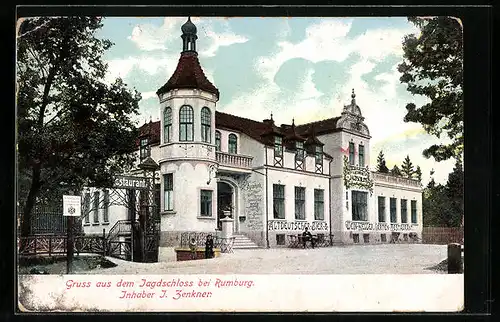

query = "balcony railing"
[
  {"left": 216, "top": 151, "right": 253, "bottom": 169},
  {"left": 371, "top": 172, "right": 421, "bottom": 188}
]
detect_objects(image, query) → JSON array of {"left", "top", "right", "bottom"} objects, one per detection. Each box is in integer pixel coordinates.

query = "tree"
[
  {"left": 414, "top": 165, "right": 423, "bottom": 182},
  {"left": 390, "top": 165, "right": 402, "bottom": 176},
  {"left": 422, "top": 162, "right": 463, "bottom": 227},
  {"left": 376, "top": 150, "right": 389, "bottom": 173},
  {"left": 401, "top": 155, "right": 415, "bottom": 178},
  {"left": 398, "top": 17, "right": 463, "bottom": 162},
  {"left": 17, "top": 17, "right": 141, "bottom": 238},
  {"left": 445, "top": 158, "right": 464, "bottom": 227}
]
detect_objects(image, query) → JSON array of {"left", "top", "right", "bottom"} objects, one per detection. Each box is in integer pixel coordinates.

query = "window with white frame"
[
  {"left": 401, "top": 199, "right": 408, "bottom": 223},
  {"left": 103, "top": 189, "right": 109, "bottom": 223},
  {"left": 84, "top": 193, "right": 90, "bottom": 223},
  {"left": 351, "top": 191, "right": 368, "bottom": 221},
  {"left": 215, "top": 131, "right": 221, "bottom": 151},
  {"left": 228, "top": 133, "right": 237, "bottom": 154},
  {"left": 349, "top": 142, "right": 355, "bottom": 165},
  {"left": 164, "top": 107, "right": 172, "bottom": 143},
  {"left": 140, "top": 138, "right": 150, "bottom": 160},
  {"left": 378, "top": 196, "right": 385, "bottom": 222},
  {"left": 390, "top": 198, "right": 397, "bottom": 223},
  {"left": 200, "top": 190, "right": 213, "bottom": 216},
  {"left": 163, "top": 174, "right": 173, "bottom": 211},
  {"left": 314, "top": 189, "right": 324, "bottom": 220},
  {"left": 273, "top": 184, "right": 285, "bottom": 219},
  {"left": 201, "top": 107, "right": 211, "bottom": 143},
  {"left": 93, "top": 191, "right": 99, "bottom": 223},
  {"left": 179, "top": 105, "right": 194, "bottom": 141},
  {"left": 359, "top": 144, "right": 365, "bottom": 167},
  {"left": 411, "top": 200, "right": 418, "bottom": 223},
  {"left": 295, "top": 187, "right": 305, "bottom": 220}
]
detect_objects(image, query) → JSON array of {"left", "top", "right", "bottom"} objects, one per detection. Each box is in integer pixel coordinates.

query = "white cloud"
[
  {"left": 141, "top": 91, "right": 157, "bottom": 100},
  {"left": 200, "top": 29, "right": 249, "bottom": 57}
]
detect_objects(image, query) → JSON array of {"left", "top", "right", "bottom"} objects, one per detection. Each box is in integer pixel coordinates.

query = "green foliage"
[
  {"left": 390, "top": 165, "right": 402, "bottom": 176},
  {"left": 398, "top": 17, "right": 463, "bottom": 161},
  {"left": 376, "top": 150, "right": 389, "bottom": 173},
  {"left": 400, "top": 155, "right": 415, "bottom": 178},
  {"left": 414, "top": 165, "right": 423, "bottom": 182},
  {"left": 17, "top": 17, "right": 141, "bottom": 236},
  {"left": 422, "top": 160, "right": 463, "bottom": 227}
]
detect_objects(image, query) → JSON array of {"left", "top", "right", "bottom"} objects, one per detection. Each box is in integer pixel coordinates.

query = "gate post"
[
  {"left": 102, "top": 228, "right": 106, "bottom": 256},
  {"left": 447, "top": 243, "right": 462, "bottom": 274}
]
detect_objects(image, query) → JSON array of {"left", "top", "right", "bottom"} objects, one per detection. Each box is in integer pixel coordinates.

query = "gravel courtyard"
[{"left": 84, "top": 244, "right": 451, "bottom": 275}]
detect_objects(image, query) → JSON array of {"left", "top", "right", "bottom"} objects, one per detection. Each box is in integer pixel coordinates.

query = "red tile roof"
[
  {"left": 136, "top": 121, "right": 161, "bottom": 147},
  {"left": 135, "top": 112, "right": 341, "bottom": 150},
  {"left": 156, "top": 51, "right": 219, "bottom": 98}
]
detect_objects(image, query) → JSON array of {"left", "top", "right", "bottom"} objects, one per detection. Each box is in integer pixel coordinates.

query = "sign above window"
[{"left": 343, "top": 155, "right": 373, "bottom": 194}]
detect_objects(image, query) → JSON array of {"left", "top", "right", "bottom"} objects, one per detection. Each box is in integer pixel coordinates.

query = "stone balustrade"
[{"left": 216, "top": 151, "right": 253, "bottom": 169}]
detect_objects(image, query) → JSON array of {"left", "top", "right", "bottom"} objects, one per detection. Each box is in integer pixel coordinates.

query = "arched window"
[
  {"left": 228, "top": 134, "right": 237, "bottom": 154},
  {"left": 201, "top": 107, "right": 211, "bottom": 143},
  {"left": 179, "top": 105, "right": 194, "bottom": 141},
  {"left": 215, "top": 131, "right": 221, "bottom": 151},
  {"left": 163, "top": 107, "right": 172, "bottom": 143}
]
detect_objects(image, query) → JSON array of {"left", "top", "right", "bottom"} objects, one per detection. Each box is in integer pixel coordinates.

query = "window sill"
[
  {"left": 294, "top": 219, "right": 307, "bottom": 222},
  {"left": 92, "top": 223, "right": 100, "bottom": 226},
  {"left": 197, "top": 216, "right": 215, "bottom": 220},
  {"left": 161, "top": 211, "right": 177, "bottom": 216},
  {"left": 272, "top": 218, "right": 286, "bottom": 221},
  {"left": 102, "top": 222, "right": 110, "bottom": 226},
  {"left": 83, "top": 223, "right": 91, "bottom": 226}
]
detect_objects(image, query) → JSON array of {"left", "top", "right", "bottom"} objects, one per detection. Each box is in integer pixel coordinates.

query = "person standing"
[
  {"left": 205, "top": 234, "right": 214, "bottom": 259},
  {"left": 189, "top": 238, "right": 197, "bottom": 260}
]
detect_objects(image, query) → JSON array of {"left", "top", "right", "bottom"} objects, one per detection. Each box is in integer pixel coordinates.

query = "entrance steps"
[{"left": 232, "top": 234, "right": 260, "bottom": 249}]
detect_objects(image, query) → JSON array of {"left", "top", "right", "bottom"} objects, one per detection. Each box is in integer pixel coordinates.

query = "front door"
[{"left": 217, "top": 182, "right": 233, "bottom": 230}]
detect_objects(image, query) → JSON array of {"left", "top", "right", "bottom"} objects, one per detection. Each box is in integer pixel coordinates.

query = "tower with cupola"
[{"left": 156, "top": 17, "right": 220, "bottom": 246}]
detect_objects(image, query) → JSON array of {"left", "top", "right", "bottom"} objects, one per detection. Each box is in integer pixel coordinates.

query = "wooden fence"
[{"left": 422, "top": 227, "right": 464, "bottom": 244}]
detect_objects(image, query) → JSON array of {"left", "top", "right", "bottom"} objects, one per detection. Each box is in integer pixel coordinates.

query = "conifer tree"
[
  {"left": 401, "top": 155, "right": 415, "bottom": 178},
  {"left": 376, "top": 150, "right": 389, "bottom": 173},
  {"left": 390, "top": 165, "right": 402, "bottom": 176}
]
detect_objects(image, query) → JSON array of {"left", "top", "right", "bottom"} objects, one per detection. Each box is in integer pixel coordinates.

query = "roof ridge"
[
  {"left": 215, "top": 111, "right": 265, "bottom": 125},
  {"left": 295, "top": 116, "right": 341, "bottom": 128}
]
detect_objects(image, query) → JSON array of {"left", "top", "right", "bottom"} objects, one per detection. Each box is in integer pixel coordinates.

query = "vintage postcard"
[{"left": 16, "top": 15, "right": 464, "bottom": 312}]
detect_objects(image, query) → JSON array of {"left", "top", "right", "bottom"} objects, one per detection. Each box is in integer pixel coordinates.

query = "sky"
[{"left": 96, "top": 16, "right": 457, "bottom": 186}]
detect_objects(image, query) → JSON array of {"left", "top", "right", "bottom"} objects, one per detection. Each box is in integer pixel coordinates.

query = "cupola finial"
[
  {"left": 181, "top": 16, "right": 198, "bottom": 53},
  {"left": 351, "top": 88, "right": 356, "bottom": 104}
]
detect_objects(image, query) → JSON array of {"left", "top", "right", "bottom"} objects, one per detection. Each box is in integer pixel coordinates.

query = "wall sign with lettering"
[
  {"left": 343, "top": 156, "right": 373, "bottom": 194},
  {"left": 344, "top": 220, "right": 416, "bottom": 232},
  {"left": 268, "top": 220, "right": 329, "bottom": 232}
]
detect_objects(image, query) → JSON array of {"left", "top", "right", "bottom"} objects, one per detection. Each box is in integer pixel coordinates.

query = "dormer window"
[
  {"left": 315, "top": 145, "right": 323, "bottom": 173},
  {"left": 295, "top": 141, "right": 305, "bottom": 170},
  {"left": 140, "top": 138, "right": 150, "bottom": 160},
  {"left": 274, "top": 136, "right": 283, "bottom": 167}
]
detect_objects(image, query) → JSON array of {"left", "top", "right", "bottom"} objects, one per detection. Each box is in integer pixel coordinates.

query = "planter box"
[{"left": 174, "top": 247, "right": 221, "bottom": 261}]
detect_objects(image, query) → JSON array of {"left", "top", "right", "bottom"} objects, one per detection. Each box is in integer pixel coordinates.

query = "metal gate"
[{"left": 81, "top": 158, "right": 161, "bottom": 262}]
